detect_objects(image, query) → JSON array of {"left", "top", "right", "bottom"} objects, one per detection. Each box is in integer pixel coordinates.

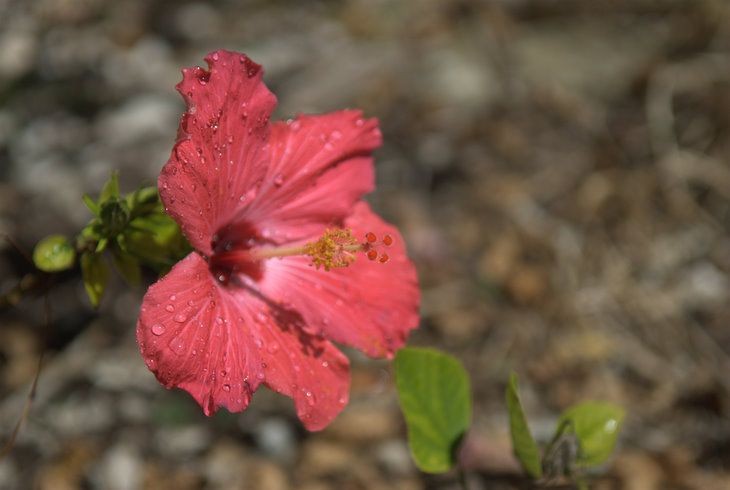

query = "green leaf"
[
  {"left": 99, "top": 171, "right": 120, "bottom": 203},
  {"left": 82, "top": 194, "right": 100, "bottom": 215},
  {"left": 125, "top": 186, "right": 159, "bottom": 215},
  {"left": 80, "top": 252, "right": 109, "bottom": 307},
  {"left": 112, "top": 249, "right": 142, "bottom": 287},
  {"left": 557, "top": 401, "right": 624, "bottom": 467},
  {"left": 122, "top": 212, "right": 190, "bottom": 272},
  {"left": 395, "top": 347, "right": 471, "bottom": 473},
  {"left": 506, "top": 372, "right": 543, "bottom": 479},
  {"left": 32, "top": 235, "right": 76, "bottom": 272}
]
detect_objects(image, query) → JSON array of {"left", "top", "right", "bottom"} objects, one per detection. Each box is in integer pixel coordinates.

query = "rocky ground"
[{"left": 1, "top": 0, "right": 730, "bottom": 488}]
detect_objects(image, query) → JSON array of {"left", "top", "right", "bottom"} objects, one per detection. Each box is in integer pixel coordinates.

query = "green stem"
[{"left": 458, "top": 466, "right": 470, "bottom": 490}]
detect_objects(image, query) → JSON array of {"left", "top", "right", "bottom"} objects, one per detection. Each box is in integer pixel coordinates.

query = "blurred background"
[{"left": 1, "top": 0, "right": 730, "bottom": 488}]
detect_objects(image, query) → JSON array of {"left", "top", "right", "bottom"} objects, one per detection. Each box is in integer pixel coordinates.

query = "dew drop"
[
  {"left": 254, "top": 338, "right": 263, "bottom": 348},
  {"left": 256, "top": 372, "right": 265, "bottom": 380},
  {"left": 222, "top": 384, "right": 231, "bottom": 392},
  {"left": 267, "top": 342, "right": 280, "bottom": 354},
  {"left": 273, "top": 173, "right": 284, "bottom": 187},
  {"left": 330, "top": 130, "right": 342, "bottom": 140},
  {"left": 169, "top": 294, "right": 177, "bottom": 301},
  {"left": 151, "top": 323, "right": 165, "bottom": 336},
  {"left": 355, "top": 118, "right": 365, "bottom": 127},
  {"left": 255, "top": 312, "right": 267, "bottom": 323},
  {"left": 165, "top": 304, "right": 175, "bottom": 313},
  {"left": 321, "top": 361, "right": 329, "bottom": 368},
  {"left": 173, "top": 313, "right": 187, "bottom": 323},
  {"left": 212, "top": 52, "right": 219, "bottom": 61},
  {"left": 169, "top": 337, "right": 185, "bottom": 355}
]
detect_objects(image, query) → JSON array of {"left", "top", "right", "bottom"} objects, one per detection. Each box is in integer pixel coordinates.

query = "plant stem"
[{"left": 458, "top": 466, "right": 470, "bottom": 490}]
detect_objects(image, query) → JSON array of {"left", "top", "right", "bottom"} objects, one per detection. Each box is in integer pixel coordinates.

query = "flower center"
[{"left": 209, "top": 226, "right": 393, "bottom": 284}]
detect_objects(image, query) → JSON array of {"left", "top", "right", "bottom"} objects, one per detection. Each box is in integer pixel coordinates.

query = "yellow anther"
[{"left": 304, "top": 228, "right": 360, "bottom": 271}]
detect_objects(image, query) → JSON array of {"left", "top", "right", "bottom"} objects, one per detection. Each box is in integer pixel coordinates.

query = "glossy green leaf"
[
  {"left": 395, "top": 347, "right": 471, "bottom": 473},
  {"left": 32, "top": 235, "right": 76, "bottom": 272},
  {"left": 81, "top": 252, "right": 109, "bottom": 307},
  {"left": 99, "top": 171, "right": 120, "bottom": 203},
  {"left": 506, "top": 372, "right": 543, "bottom": 478},
  {"left": 557, "top": 401, "right": 624, "bottom": 467}
]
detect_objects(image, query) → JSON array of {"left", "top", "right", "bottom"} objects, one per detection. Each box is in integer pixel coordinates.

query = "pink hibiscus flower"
[{"left": 136, "top": 50, "right": 420, "bottom": 430}]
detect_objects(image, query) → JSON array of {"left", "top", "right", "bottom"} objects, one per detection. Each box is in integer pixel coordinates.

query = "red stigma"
[{"left": 362, "top": 231, "right": 393, "bottom": 265}]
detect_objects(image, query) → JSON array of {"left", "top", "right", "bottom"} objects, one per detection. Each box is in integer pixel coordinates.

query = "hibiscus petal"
[
  {"left": 251, "top": 303, "right": 350, "bottom": 431},
  {"left": 137, "top": 252, "right": 350, "bottom": 429},
  {"left": 258, "top": 202, "right": 420, "bottom": 358},
  {"left": 137, "top": 252, "right": 265, "bottom": 415},
  {"left": 246, "top": 111, "right": 381, "bottom": 243},
  {"left": 159, "top": 50, "right": 277, "bottom": 255}
]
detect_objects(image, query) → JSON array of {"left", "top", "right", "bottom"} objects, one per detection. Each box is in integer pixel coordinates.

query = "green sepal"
[
  {"left": 99, "top": 199, "right": 130, "bottom": 237},
  {"left": 82, "top": 195, "right": 100, "bottom": 215}
]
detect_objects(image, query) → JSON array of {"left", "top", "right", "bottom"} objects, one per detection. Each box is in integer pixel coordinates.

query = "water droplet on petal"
[
  {"left": 267, "top": 343, "right": 279, "bottom": 354},
  {"left": 174, "top": 313, "right": 187, "bottom": 323},
  {"left": 321, "top": 361, "right": 329, "bottom": 368},
  {"left": 165, "top": 304, "right": 175, "bottom": 313},
  {"left": 151, "top": 324, "right": 165, "bottom": 336},
  {"left": 169, "top": 337, "right": 186, "bottom": 355},
  {"left": 254, "top": 338, "right": 263, "bottom": 348},
  {"left": 255, "top": 312, "right": 267, "bottom": 323},
  {"left": 273, "top": 173, "right": 284, "bottom": 187},
  {"left": 256, "top": 372, "right": 265, "bottom": 380},
  {"left": 222, "top": 384, "right": 231, "bottom": 392}
]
